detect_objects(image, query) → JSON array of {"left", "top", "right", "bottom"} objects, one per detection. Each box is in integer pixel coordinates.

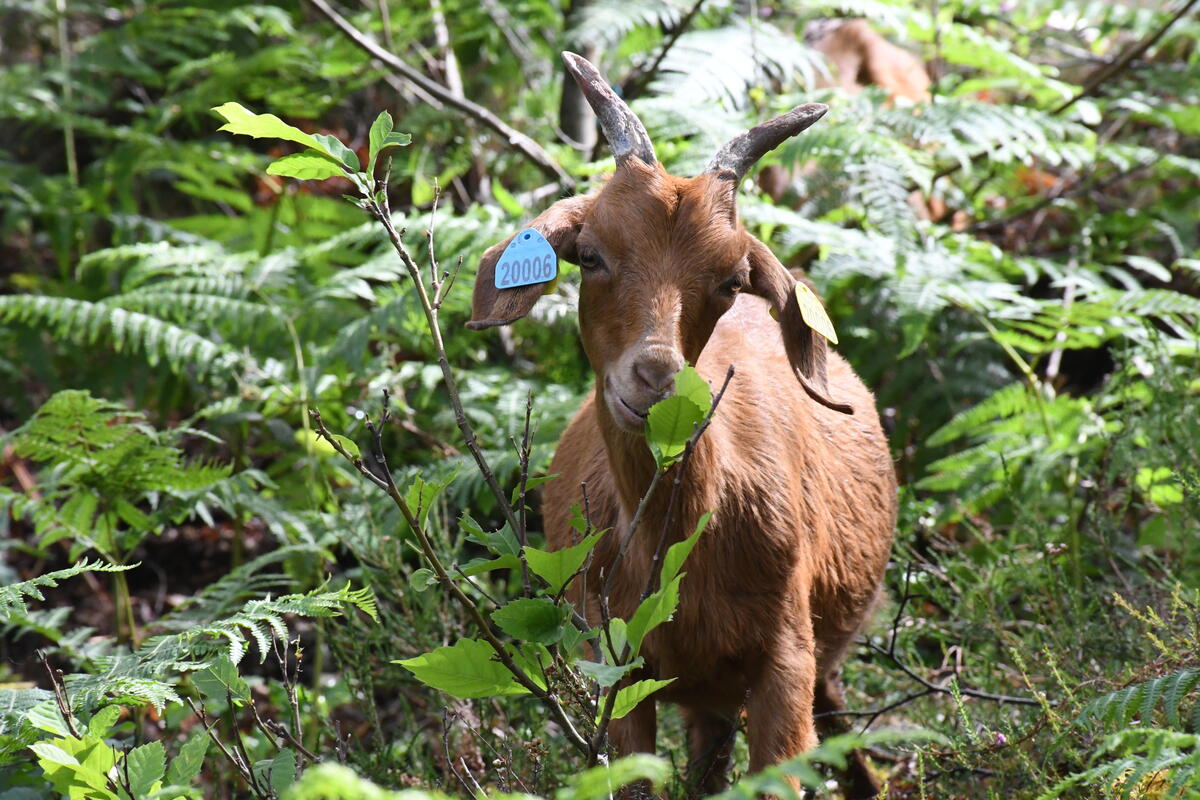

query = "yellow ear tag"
[{"left": 794, "top": 283, "right": 839, "bottom": 344}]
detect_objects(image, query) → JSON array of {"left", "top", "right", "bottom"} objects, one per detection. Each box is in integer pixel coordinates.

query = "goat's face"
[
  {"left": 468, "top": 52, "right": 855, "bottom": 423},
  {"left": 574, "top": 162, "right": 747, "bottom": 430}
]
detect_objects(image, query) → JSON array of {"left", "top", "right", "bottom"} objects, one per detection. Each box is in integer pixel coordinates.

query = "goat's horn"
[
  {"left": 705, "top": 104, "right": 828, "bottom": 181},
  {"left": 562, "top": 51, "right": 656, "bottom": 167}
]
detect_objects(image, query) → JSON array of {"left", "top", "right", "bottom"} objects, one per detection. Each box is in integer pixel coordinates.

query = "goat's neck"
[{"left": 594, "top": 386, "right": 711, "bottom": 532}]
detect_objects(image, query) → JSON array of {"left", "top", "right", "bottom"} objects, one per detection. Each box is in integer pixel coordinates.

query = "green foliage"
[
  {"left": 645, "top": 365, "right": 712, "bottom": 469},
  {"left": 1077, "top": 668, "right": 1200, "bottom": 733},
  {"left": 0, "top": 560, "right": 132, "bottom": 620},
  {"left": 2, "top": 0, "right": 1199, "bottom": 795}
]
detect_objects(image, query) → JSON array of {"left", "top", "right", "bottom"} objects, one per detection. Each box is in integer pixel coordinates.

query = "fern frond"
[
  {"left": 1077, "top": 668, "right": 1200, "bottom": 731},
  {"left": 0, "top": 560, "right": 134, "bottom": 621},
  {"left": 0, "top": 295, "right": 246, "bottom": 381},
  {"left": 65, "top": 583, "right": 378, "bottom": 711},
  {"left": 653, "top": 20, "right": 828, "bottom": 109}
]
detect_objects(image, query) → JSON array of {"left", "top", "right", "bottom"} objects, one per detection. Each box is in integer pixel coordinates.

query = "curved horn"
[
  {"left": 705, "top": 103, "right": 828, "bottom": 180},
  {"left": 562, "top": 51, "right": 656, "bottom": 167}
]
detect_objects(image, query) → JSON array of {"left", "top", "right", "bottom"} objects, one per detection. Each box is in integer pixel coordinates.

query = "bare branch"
[{"left": 307, "top": 0, "right": 572, "bottom": 187}]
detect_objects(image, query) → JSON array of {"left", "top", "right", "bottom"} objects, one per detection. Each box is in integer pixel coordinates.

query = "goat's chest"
[{"left": 619, "top": 507, "right": 803, "bottom": 676}]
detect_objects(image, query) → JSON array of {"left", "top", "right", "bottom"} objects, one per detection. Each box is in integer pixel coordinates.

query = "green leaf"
[
  {"left": 29, "top": 741, "right": 79, "bottom": 767},
  {"left": 576, "top": 657, "right": 642, "bottom": 688},
  {"left": 87, "top": 705, "right": 121, "bottom": 738},
  {"left": 560, "top": 623, "right": 597, "bottom": 656},
  {"left": 24, "top": 700, "right": 70, "bottom": 736},
  {"left": 462, "top": 513, "right": 521, "bottom": 557},
  {"left": 492, "top": 181, "right": 525, "bottom": 216},
  {"left": 645, "top": 395, "right": 704, "bottom": 469},
  {"left": 606, "top": 678, "right": 674, "bottom": 721},
  {"left": 367, "top": 111, "right": 393, "bottom": 172},
  {"left": 267, "top": 152, "right": 347, "bottom": 181},
  {"left": 404, "top": 471, "right": 458, "bottom": 526},
  {"left": 368, "top": 111, "right": 412, "bottom": 172},
  {"left": 604, "top": 618, "right": 629, "bottom": 658},
  {"left": 673, "top": 365, "right": 712, "bottom": 413},
  {"left": 409, "top": 567, "right": 437, "bottom": 591},
  {"left": 165, "top": 731, "right": 208, "bottom": 785},
  {"left": 625, "top": 575, "right": 682, "bottom": 656},
  {"left": 212, "top": 102, "right": 323, "bottom": 153},
  {"left": 492, "top": 598, "right": 570, "bottom": 645},
  {"left": 660, "top": 511, "right": 712, "bottom": 586},
  {"left": 192, "top": 656, "right": 250, "bottom": 704},
  {"left": 310, "top": 133, "right": 361, "bottom": 171},
  {"left": 395, "top": 638, "right": 529, "bottom": 699},
  {"left": 259, "top": 748, "right": 296, "bottom": 795},
  {"left": 326, "top": 434, "right": 360, "bottom": 459},
  {"left": 459, "top": 554, "right": 521, "bottom": 577},
  {"left": 559, "top": 753, "right": 671, "bottom": 800},
  {"left": 125, "top": 740, "right": 165, "bottom": 797},
  {"left": 524, "top": 532, "right": 604, "bottom": 593},
  {"left": 510, "top": 473, "right": 558, "bottom": 505}
]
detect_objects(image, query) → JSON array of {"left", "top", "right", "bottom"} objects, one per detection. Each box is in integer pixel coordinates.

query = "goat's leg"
[
  {"left": 682, "top": 708, "right": 738, "bottom": 796},
  {"left": 815, "top": 672, "right": 882, "bottom": 800},
  {"left": 745, "top": 630, "right": 819, "bottom": 773},
  {"left": 608, "top": 699, "right": 659, "bottom": 800}
]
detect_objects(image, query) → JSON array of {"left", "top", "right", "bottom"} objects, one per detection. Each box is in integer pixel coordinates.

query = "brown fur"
[
  {"left": 806, "top": 19, "right": 930, "bottom": 103},
  {"left": 471, "top": 159, "right": 897, "bottom": 797},
  {"left": 760, "top": 20, "right": 931, "bottom": 207}
]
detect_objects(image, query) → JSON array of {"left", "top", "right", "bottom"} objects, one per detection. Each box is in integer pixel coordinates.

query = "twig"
[
  {"left": 918, "top": 0, "right": 1194, "bottom": 194},
  {"left": 248, "top": 696, "right": 320, "bottom": 764},
  {"left": 515, "top": 390, "right": 535, "bottom": 596},
  {"left": 454, "top": 564, "right": 503, "bottom": 607},
  {"left": 601, "top": 471, "right": 665, "bottom": 602},
  {"left": 428, "top": 0, "right": 463, "bottom": 98},
  {"left": 442, "top": 710, "right": 475, "bottom": 798},
  {"left": 185, "top": 697, "right": 256, "bottom": 790},
  {"left": 593, "top": 366, "right": 735, "bottom": 756},
  {"left": 367, "top": 198, "right": 525, "bottom": 541},
  {"left": 310, "top": 408, "right": 590, "bottom": 754},
  {"left": 622, "top": 0, "right": 708, "bottom": 102},
  {"left": 1052, "top": 0, "right": 1200, "bottom": 115},
  {"left": 640, "top": 365, "right": 735, "bottom": 604},
  {"left": 460, "top": 757, "right": 488, "bottom": 798},
  {"left": 227, "top": 691, "right": 267, "bottom": 797},
  {"left": 39, "top": 652, "right": 80, "bottom": 738},
  {"left": 307, "top": 0, "right": 572, "bottom": 187}
]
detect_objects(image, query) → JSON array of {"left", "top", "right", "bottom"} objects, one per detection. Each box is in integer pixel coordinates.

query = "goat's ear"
[
  {"left": 745, "top": 236, "right": 855, "bottom": 415},
  {"left": 468, "top": 194, "right": 594, "bottom": 330}
]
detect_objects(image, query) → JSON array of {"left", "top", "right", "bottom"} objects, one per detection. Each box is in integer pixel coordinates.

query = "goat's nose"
[{"left": 633, "top": 360, "right": 678, "bottom": 395}]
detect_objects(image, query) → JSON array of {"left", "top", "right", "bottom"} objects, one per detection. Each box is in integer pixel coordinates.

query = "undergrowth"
[{"left": 2, "top": 0, "right": 1198, "bottom": 797}]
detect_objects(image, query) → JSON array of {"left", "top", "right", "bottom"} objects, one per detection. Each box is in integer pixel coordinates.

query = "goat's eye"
[
  {"left": 577, "top": 247, "right": 604, "bottom": 271},
  {"left": 719, "top": 274, "right": 746, "bottom": 295}
]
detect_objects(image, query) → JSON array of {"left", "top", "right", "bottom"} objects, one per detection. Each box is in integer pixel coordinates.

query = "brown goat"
[{"left": 470, "top": 54, "right": 896, "bottom": 798}]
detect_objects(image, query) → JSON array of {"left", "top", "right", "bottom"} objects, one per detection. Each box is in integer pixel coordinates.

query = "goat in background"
[{"left": 470, "top": 53, "right": 897, "bottom": 798}]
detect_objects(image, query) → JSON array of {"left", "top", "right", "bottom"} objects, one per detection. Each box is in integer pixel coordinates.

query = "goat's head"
[{"left": 470, "top": 53, "right": 851, "bottom": 430}]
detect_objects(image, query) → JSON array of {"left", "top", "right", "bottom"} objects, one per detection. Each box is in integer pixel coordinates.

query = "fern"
[
  {"left": 64, "top": 582, "right": 378, "bottom": 711},
  {"left": 0, "top": 561, "right": 134, "bottom": 621},
  {"left": 1038, "top": 728, "right": 1200, "bottom": 800},
  {"left": 1077, "top": 668, "right": 1200, "bottom": 733},
  {"left": 653, "top": 20, "right": 829, "bottom": 108},
  {"left": 0, "top": 295, "right": 246, "bottom": 382}
]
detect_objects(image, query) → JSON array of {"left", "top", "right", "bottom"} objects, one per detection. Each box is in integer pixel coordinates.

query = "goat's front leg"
[
  {"left": 608, "top": 699, "right": 658, "bottom": 799},
  {"left": 745, "top": 621, "right": 818, "bottom": 772}
]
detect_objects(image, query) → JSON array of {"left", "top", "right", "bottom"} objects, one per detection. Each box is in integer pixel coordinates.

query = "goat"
[
  {"left": 469, "top": 53, "right": 896, "bottom": 798},
  {"left": 805, "top": 19, "right": 931, "bottom": 104}
]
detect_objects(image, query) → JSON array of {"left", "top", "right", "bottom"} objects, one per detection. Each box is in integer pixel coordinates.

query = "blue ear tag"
[{"left": 494, "top": 228, "right": 558, "bottom": 290}]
